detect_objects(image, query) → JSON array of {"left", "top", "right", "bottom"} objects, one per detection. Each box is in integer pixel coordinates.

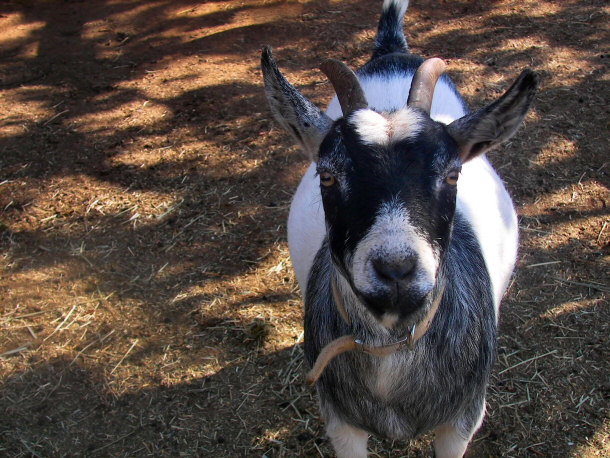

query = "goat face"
[
  {"left": 261, "top": 46, "right": 538, "bottom": 329},
  {"left": 317, "top": 108, "right": 460, "bottom": 324}
]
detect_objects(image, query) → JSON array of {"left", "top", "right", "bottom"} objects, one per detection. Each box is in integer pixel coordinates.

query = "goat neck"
[{"left": 306, "top": 273, "right": 446, "bottom": 386}]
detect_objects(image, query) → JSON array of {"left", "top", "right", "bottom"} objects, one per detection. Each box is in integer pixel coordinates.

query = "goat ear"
[
  {"left": 447, "top": 69, "right": 539, "bottom": 162},
  {"left": 261, "top": 46, "right": 332, "bottom": 162}
]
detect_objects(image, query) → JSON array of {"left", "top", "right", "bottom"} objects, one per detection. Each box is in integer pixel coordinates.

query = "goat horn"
[
  {"left": 407, "top": 58, "right": 447, "bottom": 114},
  {"left": 320, "top": 59, "right": 368, "bottom": 117}
]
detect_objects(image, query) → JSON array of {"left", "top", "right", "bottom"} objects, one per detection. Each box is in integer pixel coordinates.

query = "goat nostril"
[{"left": 372, "top": 256, "right": 416, "bottom": 282}]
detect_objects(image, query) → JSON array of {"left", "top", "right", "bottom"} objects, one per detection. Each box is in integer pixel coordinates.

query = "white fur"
[
  {"left": 351, "top": 201, "right": 437, "bottom": 299},
  {"left": 456, "top": 157, "right": 518, "bottom": 316},
  {"left": 434, "top": 400, "right": 486, "bottom": 458},
  {"left": 433, "top": 425, "right": 470, "bottom": 458},
  {"left": 374, "top": 352, "right": 402, "bottom": 399},
  {"left": 287, "top": 162, "right": 326, "bottom": 292},
  {"left": 380, "top": 312, "right": 400, "bottom": 329},
  {"left": 348, "top": 108, "right": 424, "bottom": 146},
  {"left": 383, "top": 0, "right": 409, "bottom": 20},
  {"left": 349, "top": 110, "right": 390, "bottom": 146},
  {"left": 324, "top": 410, "right": 369, "bottom": 458},
  {"left": 390, "top": 107, "right": 425, "bottom": 143}
]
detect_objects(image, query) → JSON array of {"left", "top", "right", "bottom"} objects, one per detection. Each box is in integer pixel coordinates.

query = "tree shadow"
[
  {"left": 1, "top": 284, "right": 607, "bottom": 457},
  {"left": 0, "top": 345, "right": 325, "bottom": 456},
  {"left": 0, "top": 0, "right": 607, "bottom": 456}
]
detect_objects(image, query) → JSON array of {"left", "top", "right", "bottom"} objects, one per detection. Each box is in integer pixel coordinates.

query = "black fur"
[
  {"left": 366, "top": 3, "right": 467, "bottom": 115},
  {"left": 372, "top": 2, "right": 409, "bottom": 60},
  {"left": 316, "top": 118, "right": 461, "bottom": 320},
  {"left": 304, "top": 212, "right": 495, "bottom": 439}
]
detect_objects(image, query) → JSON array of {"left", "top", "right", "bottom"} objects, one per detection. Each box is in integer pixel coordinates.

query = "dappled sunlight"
[
  {"left": 0, "top": 258, "right": 119, "bottom": 360},
  {"left": 538, "top": 296, "right": 605, "bottom": 322},
  {"left": 574, "top": 419, "right": 610, "bottom": 456},
  {"left": 0, "top": 0, "right": 607, "bottom": 456},
  {"left": 193, "top": 2, "right": 305, "bottom": 40},
  {"left": 530, "top": 134, "right": 578, "bottom": 167},
  {"left": 519, "top": 180, "right": 608, "bottom": 226},
  {"left": 506, "top": 0, "right": 561, "bottom": 16},
  {"left": 74, "top": 98, "right": 171, "bottom": 133},
  {"left": 0, "top": 86, "right": 64, "bottom": 135},
  {"left": 2, "top": 173, "right": 181, "bottom": 236},
  {"left": 0, "top": 13, "right": 44, "bottom": 52},
  {"left": 108, "top": 138, "right": 211, "bottom": 168}
]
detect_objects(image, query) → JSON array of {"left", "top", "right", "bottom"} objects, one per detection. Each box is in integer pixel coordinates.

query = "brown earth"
[{"left": 0, "top": 0, "right": 608, "bottom": 456}]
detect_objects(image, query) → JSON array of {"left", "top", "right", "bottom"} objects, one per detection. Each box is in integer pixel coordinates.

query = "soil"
[{"left": 0, "top": 0, "right": 608, "bottom": 456}]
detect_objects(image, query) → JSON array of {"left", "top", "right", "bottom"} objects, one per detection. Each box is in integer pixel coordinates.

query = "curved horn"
[
  {"left": 320, "top": 59, "right": 368, "bottom": 117},
  {"left": 407, "top": 58, "right": 446, "bottom": 114}
]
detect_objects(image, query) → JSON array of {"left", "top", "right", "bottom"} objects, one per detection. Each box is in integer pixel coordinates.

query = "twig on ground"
[
  {"left": 498, "top": 350, "right": 558, "bottom": 375},
  {"left": 110, "top": 338, "right": 139, "bottom": 374}
]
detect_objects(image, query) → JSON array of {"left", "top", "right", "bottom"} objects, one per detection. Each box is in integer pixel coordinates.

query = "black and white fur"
[{"left": 261, "top": 1, "right": 538, "bottom": 456}]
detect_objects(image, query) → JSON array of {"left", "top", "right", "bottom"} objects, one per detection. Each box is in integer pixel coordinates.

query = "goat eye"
[
  {"left": 445, "top": 170, "right": 460, "bottom": 186},
  {"left": 320, "top": 172, "right": 336, "bottom": 187}
]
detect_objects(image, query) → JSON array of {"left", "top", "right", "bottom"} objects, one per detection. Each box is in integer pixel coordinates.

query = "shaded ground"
[{"left": 0, "top": 0, "right": 608, "bottom": 456}]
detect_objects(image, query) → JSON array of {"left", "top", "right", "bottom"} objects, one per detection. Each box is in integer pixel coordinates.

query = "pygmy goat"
[{"left": 261, "top": 0, "right": 538, "bottom": 456}]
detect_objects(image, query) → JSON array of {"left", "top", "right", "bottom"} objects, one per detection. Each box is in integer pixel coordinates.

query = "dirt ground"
[{"left": 0, "top": 0, "right": 608, "bottom": 456}]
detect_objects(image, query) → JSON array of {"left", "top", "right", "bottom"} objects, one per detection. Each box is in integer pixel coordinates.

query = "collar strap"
[
  {"left": 305, "top": 281, "right": 445, "bottom": 386},
  {"left": 331, "top": 275, "right": 351, "bottom": 326}
]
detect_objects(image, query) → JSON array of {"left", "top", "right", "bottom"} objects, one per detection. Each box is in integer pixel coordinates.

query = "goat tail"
[{"left": 372, "top": 0, "right": 409, "bottom": 60}]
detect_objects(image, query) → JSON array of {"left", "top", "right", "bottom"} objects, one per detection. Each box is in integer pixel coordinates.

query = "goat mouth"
[
  {"left": 342, "top": 270, "right": 432, "bottom": 327},
  {"left": 359, "top": 288, "right": 427, "bottom": 321}
]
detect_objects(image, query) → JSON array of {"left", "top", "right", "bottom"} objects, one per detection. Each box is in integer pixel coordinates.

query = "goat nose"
[{"left": 372, "top": 255, "right": 417, "bottom": 283}]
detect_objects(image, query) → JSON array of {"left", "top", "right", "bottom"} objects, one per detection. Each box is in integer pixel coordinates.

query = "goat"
[{"left": 261, "top": 0, "right": 538, "bottom": 456}]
